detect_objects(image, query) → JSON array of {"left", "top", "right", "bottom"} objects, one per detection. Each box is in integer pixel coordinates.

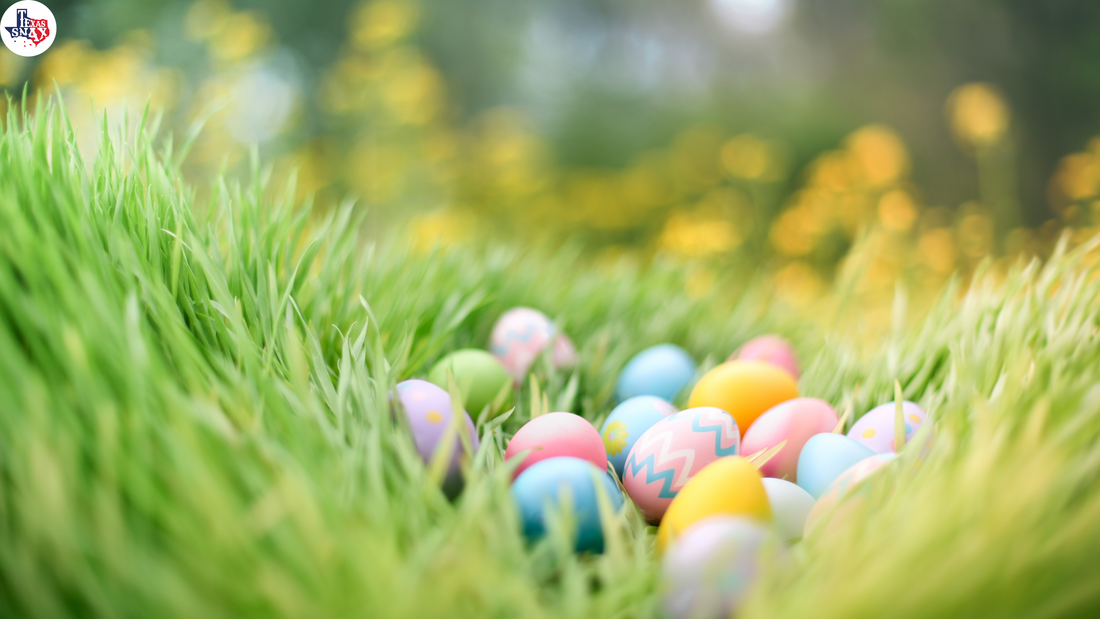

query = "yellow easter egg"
[
  {"left": 656, "top": 456, "right": 772, "bottom": 553},
  {"left": 688, "top": 360, "right": 799, "bottom": 436}
]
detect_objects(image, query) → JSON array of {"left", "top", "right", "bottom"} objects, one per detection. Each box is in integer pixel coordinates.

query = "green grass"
[{"left": 2, "top": 97, "right": 1100, "bottom": 618}]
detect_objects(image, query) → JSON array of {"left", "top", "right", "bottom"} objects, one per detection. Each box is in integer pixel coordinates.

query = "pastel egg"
[
  {"left": 688, "top": 360, "right": 799, "bottom": 437},
  {"left": 761, "top": 478, "right": 815, "bottom": 542},
  {"left": 623, "top": 407, "right": 741, "bottom": 524},
  {"left": 796, "top": 433, "right": 876, "bottom": 499},
  {"left": 616, "top": 344, "right": 697, "bottom": 402},
  {"left": 804, "top": 453, "right": 896, "bottom": 538},
  {"left": 427, "top": 349, "right": 513, "bottom": 418},
  {"left": 742, "top": 398, "right": 838, "bottom": 481},
  {"left": 505, "top": 412, "right": 606, "bottom": 480},
  {"left": 600, "top": 396, "right": 679, "bottom": 478},
  {"left": 730, "top": 335, "right": 800, "bottom": 379},
  {"left": 847, "top": 401, "right": 927, "bottom": 454},
  {"left": 489, "top": 307, "right": 576, "bottom": 385},
  {"left": 394, "top": 379, "right": 480, "bottom": 491},
  {"left": 657, "top": 456, "right": 771, "bottom": 552},
  {"left": 511, "top": 456, "right": 624, "bottom": 552},
  {"left": 661, "top": 517, "right": 768, "bottom": 619}
]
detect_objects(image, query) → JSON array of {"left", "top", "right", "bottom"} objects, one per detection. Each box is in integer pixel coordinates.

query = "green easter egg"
[{"left": 428, "top": 349, "right": 513, "bottom": 418}]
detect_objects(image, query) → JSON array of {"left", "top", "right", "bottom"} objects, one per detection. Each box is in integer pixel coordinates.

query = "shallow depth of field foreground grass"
[{"left": 3, "top": 100, "right": 1100, "bottom": 619}]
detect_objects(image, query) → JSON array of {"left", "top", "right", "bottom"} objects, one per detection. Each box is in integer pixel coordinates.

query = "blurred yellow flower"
[
  {"left": 720, "top": 134, "right": 784, "bottom": 181},
  {"left": 410, "top": 209, "right": 472, "bottom": 251},
  {"left": 847, "top": 125, "right": 909, "bottom": 188},
  {"left": 353, "top": 0, "right": 420, "bottom": 50},
  {"left": 918, "top": 228, "right": 957, "bottom": 274},
  {"left": 878, "top": 189, "right": 918, "bottom": 232},
  {"left": 660, "top": 209, "right": 741, "bottom": 257},
  {"left": 1051, "top": 151, "right": 1100, "bottom": 204},
  {"left": 957, "top": 206, "right": 994, "bottom": 259},
  {"left": 774, "top": 261, "right": 824, "bottom": 307},
  {"left": 379, "top": 51, "right": 443, "bottom": 125},
  {"left": 947, "top": 83, "right": 1010, "bottom": 148},
  {"left": 212, "top": 12, "right": 272, "bottom": 63}
]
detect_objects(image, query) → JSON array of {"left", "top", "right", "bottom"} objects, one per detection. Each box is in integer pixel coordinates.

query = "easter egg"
[
  {"left": 616, "top": 344, "right": 697, "bottom": 402},
  {"left": 761, "top": 478, "right": 815, "bottom": 542},
  {"left": 688, "top": 360, "right": 799, "bottom": 436},
  {"left": 656, "top": 455, "right": 770, "bottom": 552},
  {"left": 489, "top": 307, "right": 577, "bottom": 385},
  {"left": 394, "top": 379, "right": 480, "bottom": 491},
  {"left": 661, "top": 517, "right": 768, "bottom": 619},
  {"left": 805, "top": 453, "right": 896, "bottom": 538},
  {"left": 511, "top": 457, "right": 624, "bottom": 552},
  {"left": 796, "top": 433, "right": 876, "bottom": 499},
  {"left": 730, "top": 334, "right": 800, "bottom": 379},
  {"left": 505, "top": 412, "right": 606, "bottom": 480},
  {"left": 600, "top": 396, "right": 679, "bottom": 478},
  {"left": 741, "top": 398, "right": 838, "bottom": 482},
  {"left": 848, "top": 401, "right": 927, "bottom": 454},
  {"left": 428, "top": 349, "right": 513, "bottom": 418},
  {"left": 623, "top": 407, "right": 741, "bottom": 524}
]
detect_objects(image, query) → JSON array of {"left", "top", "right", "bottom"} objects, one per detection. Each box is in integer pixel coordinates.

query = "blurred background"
[{"left": 4, "top": 0, "right": 1100, "bottom": 325}]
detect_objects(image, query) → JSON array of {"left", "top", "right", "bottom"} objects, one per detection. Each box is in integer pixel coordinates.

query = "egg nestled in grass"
[
  {"left": 615, "top": 344, "right": 696, "bottom": 402},
  {"left": 428, "top": 348, "right": 512, "bottom": 419},
  {"left": 688, "top": 360, "right": 799, "bottom": 437},
  {"left": 489, "top": 307, "right": 576, "bottom": 385},
  {"left": 623, "top": 407, "right": 741, "bottom": 525}
]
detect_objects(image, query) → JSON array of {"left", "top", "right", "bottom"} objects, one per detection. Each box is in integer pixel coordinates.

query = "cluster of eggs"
[
  {"left": 503, "top": 331, "right": 929, "bottom": 619},
  {"left": 390, "top": 307, "right": 576, "bottom": 494},
  {"left": 391, "top": 306, "right": 930, "bottom": 619}
]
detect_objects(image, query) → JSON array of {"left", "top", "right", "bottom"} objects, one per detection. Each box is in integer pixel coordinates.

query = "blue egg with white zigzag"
[
  {"left": 600, "top": 396, "right": 679, "bottom": 478},
  {"left": 616, "top": 344, "right": 697, "bottom": 403}
]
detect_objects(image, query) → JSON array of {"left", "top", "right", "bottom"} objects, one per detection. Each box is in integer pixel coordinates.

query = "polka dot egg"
[
  {"left": 600, "top": 396, "right": 679, "bottom": 479},
  {"left": 394, "top": 379, "right": 479, "bottom": 493},
  {"left": 847, "top": 401, "right": 927, "bottom": 454}
]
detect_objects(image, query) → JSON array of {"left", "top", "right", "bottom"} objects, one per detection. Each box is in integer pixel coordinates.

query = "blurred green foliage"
[{"left": 4, "top": 0, "right": 1100, "bottom": 317}]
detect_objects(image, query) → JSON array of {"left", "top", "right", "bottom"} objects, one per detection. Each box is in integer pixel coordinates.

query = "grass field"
[{"left": 3, "top": 99, "right": 1100, "bottom": 618}]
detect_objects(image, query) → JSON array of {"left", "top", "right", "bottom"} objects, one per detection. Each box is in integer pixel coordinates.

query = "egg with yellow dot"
[
  {"left": 847, "top": 401, "right": 927, "bottom": 454},
  {"left": 656, "top": 456, "right": 772, "bottom": 553},
  {"left": 688, "top": 360, "right": 799, "bottom": 436}
]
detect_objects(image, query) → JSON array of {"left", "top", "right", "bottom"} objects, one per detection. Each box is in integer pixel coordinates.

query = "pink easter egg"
[
  {"left": 847, "top": 401, "right": 927, "bottom": 454},
  {"left": 730, "top": 335, "right": 800, "bottom": 379},
  {"left": 490, "top": 307, "right": 576, "bottom": 384},
  {"left": 742, "top": 398, "right": 838, "bottom": 482},
  {"left": 623, "top": 407, "right": 740, "bottom": 524},
  {"left": 804, "top": 453, "right": 896, "bottom": 537},
  {"left": 505, "top": 412, "right": 606, "bottom": 480}
]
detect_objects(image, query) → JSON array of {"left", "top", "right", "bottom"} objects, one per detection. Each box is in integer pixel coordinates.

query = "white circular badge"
[{"left": 2, "top": 1, "right": 56, "bottom": 57}]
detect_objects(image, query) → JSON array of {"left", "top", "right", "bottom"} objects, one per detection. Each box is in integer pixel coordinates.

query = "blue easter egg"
[
  {"left": 511, "top": 456, "right": 624, "bottom": 552},
  {"left": 600, "top": 396, "right": 679, "bottom": 478},
  {"left": 616, "top": 344, "right": 696, "bottom": 402},
  {"left": 796, "top": 434, "right": 876, "bottom": 499}
]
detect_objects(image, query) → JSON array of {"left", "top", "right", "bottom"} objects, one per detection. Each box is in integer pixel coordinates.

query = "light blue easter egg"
[
  {"left": 796, "top": 434, "right": 876, "bottom": 499},
  {"left": 616, "top": 344, "right": 697, "bottom": 402},
  {"left": 511, "top": 456, "right": 624, "bottom": 552},
  {"left": 600, "top": 396, "right": 679, "bottom": 478}
]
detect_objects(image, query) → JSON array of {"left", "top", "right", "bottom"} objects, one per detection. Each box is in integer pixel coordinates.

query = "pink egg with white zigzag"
[
  {"left": 622, "top": 407, "right": 740, "bottom": 524},
  {"left": 490, "top": 307, "right": 577, "bottom": 385}
]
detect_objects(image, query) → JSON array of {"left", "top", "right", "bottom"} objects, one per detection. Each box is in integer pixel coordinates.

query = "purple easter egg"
[
  {"left": 395, "top": 379, "right": 480, "bottom": 477},
  {"left": 847, "top": 401, "right": 927, "bottom": 454}
]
